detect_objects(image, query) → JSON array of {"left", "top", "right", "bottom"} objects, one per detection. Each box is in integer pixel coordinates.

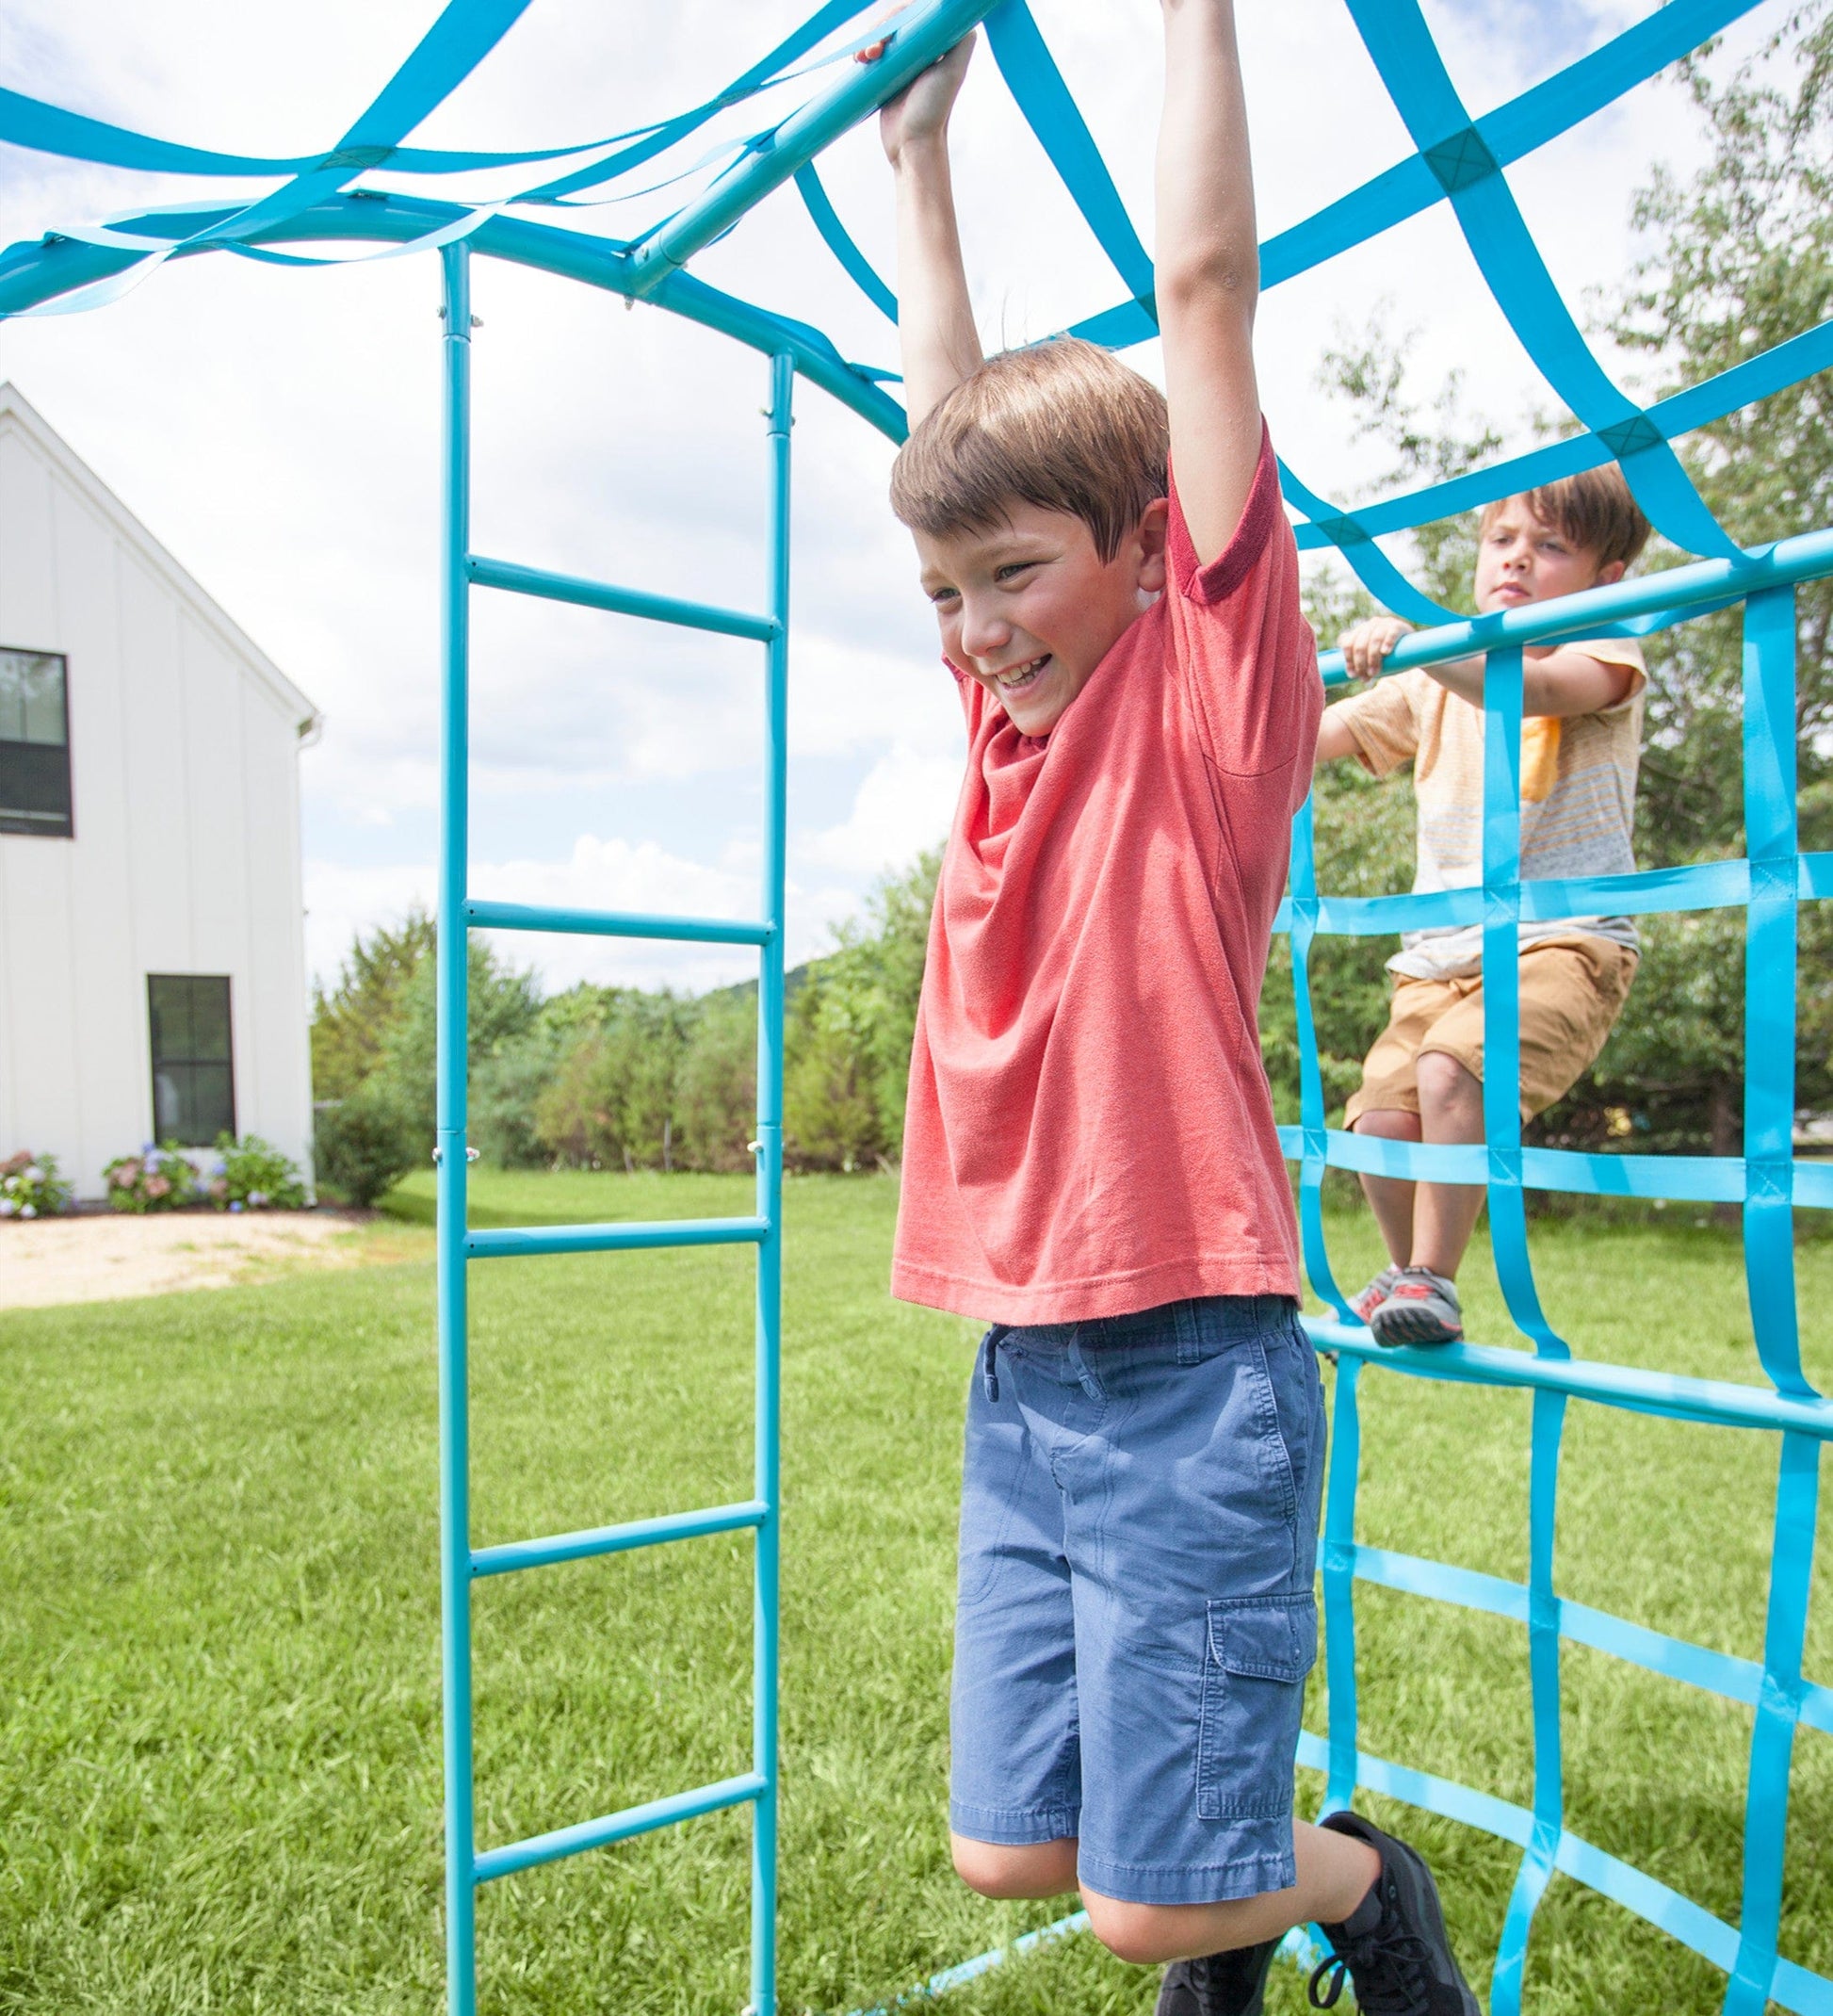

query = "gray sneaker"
[
  {"left": 1348, "top": 1265, "right": 1402, "bottom": 1326},
  {"left": 1156, "top": 1940, "right": 1280, "bottom": 2016},
  {"left": 1367, "top": 1267, "right": 1462, "bottom": 1347},
  {"left": 1307, "top": 1810, "right": 1478, "bottom": 2013}
]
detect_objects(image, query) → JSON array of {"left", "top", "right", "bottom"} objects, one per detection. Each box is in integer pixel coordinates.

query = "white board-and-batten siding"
[{"left": 0, "top": 384, "right": 318, "bottom": 1198}]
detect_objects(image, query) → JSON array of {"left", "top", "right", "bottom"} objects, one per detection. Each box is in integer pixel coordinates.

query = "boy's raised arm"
[
  {"left": 871, "top": 34, "right": 984, "bottom": 431},
  {"left": 1155, "top": 0, "right": 1262, "bottom": 568}
]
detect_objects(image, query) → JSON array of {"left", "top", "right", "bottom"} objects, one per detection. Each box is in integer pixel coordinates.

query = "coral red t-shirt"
[{"left": 891, "top": 431, "right": 1321, "bottom": 1324}]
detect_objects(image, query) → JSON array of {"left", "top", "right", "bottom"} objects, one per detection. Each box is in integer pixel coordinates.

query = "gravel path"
[{"left": 0, "top": 1211, "right": 393, "bottom": 1309}]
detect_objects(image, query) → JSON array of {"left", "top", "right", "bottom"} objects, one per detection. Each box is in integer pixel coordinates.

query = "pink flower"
[
  {"left": 112, "top": 1159, "right": 143, "bottom": 1186},
  {"left": 145, "top": 1176, "right": 171, "bottom": 1198}
]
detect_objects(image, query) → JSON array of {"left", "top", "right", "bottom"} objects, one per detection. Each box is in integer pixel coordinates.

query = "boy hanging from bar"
[
  {"left": 861, "top": 10, "right": 1478, "bottom": 2012},
  {"left": 1317, "top": 470, "right": 1652, "bottom": 1347}
]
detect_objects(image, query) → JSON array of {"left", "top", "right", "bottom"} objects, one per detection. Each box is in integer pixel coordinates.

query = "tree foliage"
[
  {"left": 308, "top": 852, "right": 941, "bottom": 1199},
  {"left": 309, "top": 909, "right": 435, "bottom": 1103}
]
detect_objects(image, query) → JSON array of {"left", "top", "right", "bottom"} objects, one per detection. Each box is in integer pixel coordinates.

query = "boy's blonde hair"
[
  {"left": 1482, "top": 463, "right": 1651, "bottom": 572},
  {"left": 890, "top": 338, "right": 1169, "bottom": 564}
]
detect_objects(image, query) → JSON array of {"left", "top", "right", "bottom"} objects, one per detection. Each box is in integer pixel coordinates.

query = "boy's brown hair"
[
  {"left": 1481, "top": 463, "right": 1651, "bottom": 571},
  {"left": 890, "top": 337, "right": 1169, "bottom": 563}
]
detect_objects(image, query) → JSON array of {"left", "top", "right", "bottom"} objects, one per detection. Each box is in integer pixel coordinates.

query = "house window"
[
  {"left": 0, "top": 648, "right": 73, "bottom": 838},
  {"left": 148, "top": 976, "right": 236, "bottom": 1146}
]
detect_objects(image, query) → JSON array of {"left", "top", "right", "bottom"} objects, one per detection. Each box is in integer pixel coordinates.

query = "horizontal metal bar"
[
  {"left": 1316, "top": 521, "right": 1833, "bottom": 686},
  {"left": 473, "top": 1772, "right": 767, "bottom": 1885},
  {"left": 472, "top": 1500, "right": 769, "bottom": 1579},
  {"left": 465, "top": 1215, "right": 770, "bottom": 1260},
  {"left": 464, "top": 897, "right": 771, "bottom": 946},
  {"left": 1306, "top": 1319, "right": 1833, "bottom": 1439},
  {"left": 1279, "top": 1123, "right": 1833, "bottom": 1207},
  {"left": 1339, "top": 1542, "right": 1782, "bottom": 1712},
  {"left": 467, "top": 552, "right": 777, "bottom": 642},
  {"left": 1275, "top": 856, "right": 1764, "bottom": 936},
  {"left": 625, "top": 0, "right": 998, "bottom": 295}
]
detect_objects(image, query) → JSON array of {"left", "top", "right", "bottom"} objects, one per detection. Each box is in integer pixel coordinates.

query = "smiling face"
[
  {"left": 914, "top": 497, "right": 1169, "bottom": 737},
  {"left": 1474, "top": 496, "right": 1626, "bottom": 614}
]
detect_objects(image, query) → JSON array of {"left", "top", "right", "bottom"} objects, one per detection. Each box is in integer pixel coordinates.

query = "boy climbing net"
[
  {"left": 866, "top": 8, "right": 1479, "bottom": 2011},
  {"left": 1317, "top": 471, "right": 1653, "bottom": 1347}
]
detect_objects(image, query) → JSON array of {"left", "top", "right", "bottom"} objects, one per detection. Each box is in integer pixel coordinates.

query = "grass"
[{"left": 0, "top": 1170, "right": 1828, "bottom": 2015}]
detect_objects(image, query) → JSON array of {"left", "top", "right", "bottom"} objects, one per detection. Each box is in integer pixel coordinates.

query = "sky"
[{"left": 0, "top": 0, "right": 1783, "bottom": 999}]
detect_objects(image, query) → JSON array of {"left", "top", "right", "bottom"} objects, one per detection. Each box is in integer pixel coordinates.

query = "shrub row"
[{"left": 0, "top": 1137, "right": 309, "bottom": 1219}]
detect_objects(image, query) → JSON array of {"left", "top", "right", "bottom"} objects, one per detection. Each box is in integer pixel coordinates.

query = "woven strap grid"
[{"left": 3, "top": 2, "right": 1830, "bottom": 2006}]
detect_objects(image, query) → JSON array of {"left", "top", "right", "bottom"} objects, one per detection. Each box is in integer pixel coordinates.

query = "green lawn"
[{"left": 1, "top": 1173, "right": 1828, "bottom": 2014}]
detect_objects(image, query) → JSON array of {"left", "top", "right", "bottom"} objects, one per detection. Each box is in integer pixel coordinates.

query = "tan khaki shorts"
[{"left": 1343, "top": 934, "right": 1638, "bottom": 1127}]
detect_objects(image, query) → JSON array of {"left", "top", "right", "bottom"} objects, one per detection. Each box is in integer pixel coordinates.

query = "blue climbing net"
[{"left": 4, "top": 3, "right": 1829, "bottom": 2009}]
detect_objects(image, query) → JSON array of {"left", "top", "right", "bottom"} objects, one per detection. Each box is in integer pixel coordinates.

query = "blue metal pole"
[
  {"left": 749, "top": 350, "right": 793, "bottom": 2016},
  {"left": 625, "top": 0, "right": 998, "bottom": 298},
  {"left": 436, "top": 238, "right": 478, "bottom": 2016}
]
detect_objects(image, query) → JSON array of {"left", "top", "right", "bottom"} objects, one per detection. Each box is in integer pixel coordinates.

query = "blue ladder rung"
[
  {"left": 471, "top": 1499, "right": 769, "bottom": 1579},
  {"left": 467, "top": 552, "right": 778, "bottom": 642},
  {"left": 466, "top": 1215, "right": 771, "bottom": 1260},
  {"left": 464, "top": 897, "right": 771, "bottom": 946},
  {"left": 472, "top": 1771, "right": 769, "bottom": 1885}
]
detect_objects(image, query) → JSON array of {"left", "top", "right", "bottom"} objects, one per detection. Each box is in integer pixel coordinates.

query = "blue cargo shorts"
[{"left": 949, "top": 1293, "right": 1325, "bottom": 1906}]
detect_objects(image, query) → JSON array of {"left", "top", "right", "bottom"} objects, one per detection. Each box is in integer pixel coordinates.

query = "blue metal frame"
[
  {"left": 6, "top": 0, "right": 1832, "bottom": 2005},
  {"left": 432, "top": 242, "right": 793, "bottom": 2016}
]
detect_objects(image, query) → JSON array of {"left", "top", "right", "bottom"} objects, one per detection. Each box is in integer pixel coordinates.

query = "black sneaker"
[
  {"left": 1156, "top": 1940, "right": 1280, "bottom": 2016},
  {"left": 1306, "top": 1811, "right": 1478, "bottom": 2013}
]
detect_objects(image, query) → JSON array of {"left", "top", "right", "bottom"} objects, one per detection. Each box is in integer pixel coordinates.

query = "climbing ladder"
[{"left": 432, "top": 240, "right": 792, "bottom": 2016}]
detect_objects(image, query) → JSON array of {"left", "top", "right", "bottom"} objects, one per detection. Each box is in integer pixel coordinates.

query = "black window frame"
[
  {"left": 0, "top": 645, "right": 73, "bottom": 840},
  {"left": 147, "top": 975, "right": 237, "bottom": 1147}
]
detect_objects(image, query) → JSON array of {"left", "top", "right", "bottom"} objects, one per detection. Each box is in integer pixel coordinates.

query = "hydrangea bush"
[
  {"left": 103, "top": 1145, "right": 202, "bottom": 1213},
  {"left": 208, "top": 1134, "right": 307, "bottom": 1211},
  {"left": 104, "top": 1136, "right": 309, "bottom": 1212},
  {"left": 0, "top": 1150, "right": 72, "bottom": 1219}
]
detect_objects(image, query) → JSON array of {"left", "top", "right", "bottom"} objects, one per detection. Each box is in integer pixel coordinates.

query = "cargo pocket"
[{"left": 1196, "top": 1593, "right": 1318, "bottom": 1820}]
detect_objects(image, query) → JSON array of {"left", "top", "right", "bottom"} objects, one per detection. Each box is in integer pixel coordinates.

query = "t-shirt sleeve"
[
  {"left": 1562, "top": 635, "right": 1646, "bottom": 711},
  {"left": 1326, "top": 670, "right": 1422, "bottom": 778},
  {"left": 1165, "top": 426, "right": 1322, "bottom": 784}
]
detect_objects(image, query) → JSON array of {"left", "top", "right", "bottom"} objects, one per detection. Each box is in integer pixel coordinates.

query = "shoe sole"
[{"left": 1370, "top": 1309, "right": 1462, "bottom": 1347}]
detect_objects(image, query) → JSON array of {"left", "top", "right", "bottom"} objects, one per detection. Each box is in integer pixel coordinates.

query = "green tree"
[
  {"left": 310, "top": 909, "right": 434, "bottom": 1102},
  {"left": 783, "top": 849, "right": 940, "bottom": 1169},
  {"left": 675, "top": 991, "right": 757, "bottom": 1173},
  {"left": 1313, "top": 319, "right": 1505, "bottom": 614},
  {"left": 531, "top": 990, "right": 692, "bottom": 1171},
  {"left": 313, "top": 927, "right": 541, "bottom": 1199}
]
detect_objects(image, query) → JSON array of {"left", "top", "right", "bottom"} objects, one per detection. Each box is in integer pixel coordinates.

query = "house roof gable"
[{"left": 0, "top": 381, "right": 322, "bottom": 737}]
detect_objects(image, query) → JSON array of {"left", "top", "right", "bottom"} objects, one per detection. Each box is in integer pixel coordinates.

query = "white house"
[{"left": 0, "top": 383, "right": 319, "bottom": 1199}]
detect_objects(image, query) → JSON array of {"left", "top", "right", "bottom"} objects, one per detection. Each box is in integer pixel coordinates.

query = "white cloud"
[
  {"left": 307, "top": 833, "right": 865, "bottom": 995},
  {"left": 800, "top": 741, "right": 962, "bottom": 874}
]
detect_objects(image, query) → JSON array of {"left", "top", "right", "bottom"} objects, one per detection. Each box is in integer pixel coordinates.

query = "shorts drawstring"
[{"left": 982, "top": 1325, "right": 1010, "bottom": 1402}]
